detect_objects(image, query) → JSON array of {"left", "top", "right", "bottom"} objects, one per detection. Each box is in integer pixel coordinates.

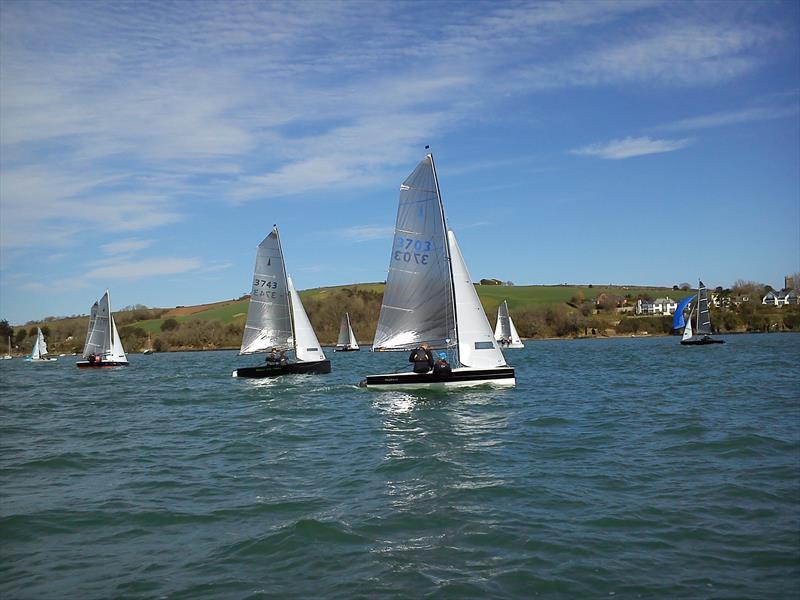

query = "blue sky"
[{"left": 1, "top": 0, "right": 798, "bottom": 324}]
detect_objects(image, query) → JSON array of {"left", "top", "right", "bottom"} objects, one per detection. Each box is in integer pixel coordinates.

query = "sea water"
[{"left": 1, "top": 333, "right": 798, "bottom": 598}]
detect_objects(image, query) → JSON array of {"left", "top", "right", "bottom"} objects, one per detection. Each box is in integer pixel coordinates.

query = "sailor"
[
  {"left": 408, "top": 342, "right": 434, "bottom": 373},
  {"left": 278, "top": 350, "right": 288, "bottom": 365},
  {"left": 432, "top": 352, "right": 452, "bottom": 377},
  {"left": 266, "top": 348, "right": 279, "bottom": 364}
]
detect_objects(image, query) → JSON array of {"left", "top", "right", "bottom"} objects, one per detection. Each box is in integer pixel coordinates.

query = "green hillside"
[{"left": 12, "top": 282, "right": 789, "bottom": 355}]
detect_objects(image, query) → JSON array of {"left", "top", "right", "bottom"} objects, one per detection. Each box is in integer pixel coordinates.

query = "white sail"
[
  {"left": 109, "top": 316, "right": 128, "bottom": 362},
  {"left": 508, "top": 315, "right": 524, "bottom": 348},
  {"left": 287, "top": 276, "right": 326, "bottom": 362},
  {"left": 373, "top": 155, "right": 456, "bottom": 351},
  {"left": 448, "top": 230, "right": 508, "bottom": 369},
  {"left": 240, "top": 228, "right": 293, "bottom": 355},
  {"left": 347, "top": 314, "right": 359, "bottom": 349},
  {"left": 682, "top": 311, "right": 694, "bottom": 341}
]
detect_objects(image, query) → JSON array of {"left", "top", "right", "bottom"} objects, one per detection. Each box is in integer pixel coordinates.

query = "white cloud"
[{"left": 570, "top": 136, "right": 693, "bottom": 160}]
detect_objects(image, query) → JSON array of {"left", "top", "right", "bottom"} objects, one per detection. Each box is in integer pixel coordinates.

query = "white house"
[
  {"left": 763, "top": 289, "right": 798, "bottom": 307},
  {"left": 636, "top": 297, "right": 678, "bottom": 315}
]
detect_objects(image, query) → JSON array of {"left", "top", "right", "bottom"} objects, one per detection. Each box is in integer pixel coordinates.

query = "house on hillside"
[
  {"left": 635, "top": 297, "right": 678, "bottom": 315},
  {"left": 763, "top": 289, "right": 798, "bottom": 307}
]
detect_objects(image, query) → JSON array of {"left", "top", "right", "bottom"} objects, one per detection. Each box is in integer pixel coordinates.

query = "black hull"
[
  {"left": 233, "top": 360, "right": 331, "bottom": 378},
  {"left": 77, "top": 361, "right": 129, "bottom": 368},
  {"left": 364, "top": 367, "right": 515, "bottom": 389},
  {"left": 334, "top": 348, "right": 360, "bottom": 352},
  {"left": 681, "top": 338, "right": 725, "bottom": 345}
]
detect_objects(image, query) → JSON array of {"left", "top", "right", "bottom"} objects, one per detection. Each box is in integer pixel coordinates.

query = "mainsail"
[
  {"left": 373, "top": 155, "right": 456, "bottom": 351},
  {"left": 695, "top": 281, "right": 712, "bottom": 335},
  {"left": 240, "top": 228, "right": 293, "bottom": 355}
]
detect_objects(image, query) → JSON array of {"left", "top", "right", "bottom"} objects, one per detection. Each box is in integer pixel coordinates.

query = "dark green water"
[{"left": 1, "top": 333, "right": 798, "bottom": 599}]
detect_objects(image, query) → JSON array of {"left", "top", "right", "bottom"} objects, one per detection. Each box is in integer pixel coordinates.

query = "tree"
[
  {"left": 0, "top": 319, "right": 13, "bottom": 341},
  {"left": 161, "top": 318, "right": 180, "bottom": 332},
  {"left": 15, "top": 328, "right": 27, "bottom": 344},
  {"left": 680, "top": 282, "right": 691, "bottom": 291}
]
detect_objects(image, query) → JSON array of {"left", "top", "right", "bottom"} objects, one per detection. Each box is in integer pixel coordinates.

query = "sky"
[{"left": 1, "top": 0, "right": 799, "bottom": 324}]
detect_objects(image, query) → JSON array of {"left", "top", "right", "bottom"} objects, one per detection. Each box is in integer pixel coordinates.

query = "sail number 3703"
[{"left": 394, "top": 236, "right": 431, "bottom": 265}]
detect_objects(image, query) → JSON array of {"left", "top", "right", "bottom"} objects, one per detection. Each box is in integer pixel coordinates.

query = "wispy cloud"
[
  {"left": 570, "top": 136, "right": 693, "bottom": 160},
  {"left": 337, "top": 225, "right": 395, "bottom": 242},
  {"left": 655, "top": 104, "right": 799, "bottom": 132},
  {"left": 101, "top": 238, "right": 154, "bottom": 255},
  {"left": 83, "top": 257, "right": 203, "bottom": 281}
]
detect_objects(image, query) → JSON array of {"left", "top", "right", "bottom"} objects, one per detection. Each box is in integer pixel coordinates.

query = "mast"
[
  {"left": 274, "top": 226, "right": 296, "bottom": 356},
  {"left": 106, "top": 289, "right": 112, "bottom": 356},
  {"left": 428, "top": 151, "right": 460, "bottom": 365}
]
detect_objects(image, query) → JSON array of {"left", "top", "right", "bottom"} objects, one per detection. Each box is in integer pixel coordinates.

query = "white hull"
[{"left": 25, "top": 358, "right": 58, "bottom": 362}]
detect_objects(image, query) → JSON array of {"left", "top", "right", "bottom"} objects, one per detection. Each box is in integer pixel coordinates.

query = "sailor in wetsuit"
[{"left": 408, "top": 342, "right": 434, "bottom": 374}]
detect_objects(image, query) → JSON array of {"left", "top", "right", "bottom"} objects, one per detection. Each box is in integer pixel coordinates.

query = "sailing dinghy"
[
  {"left": 25, "top": 327, "right": 57, "bottom": 362},
  {"left": 232, "top": 226, "right": 331, "bottom": 378},
  {"left": 678, "top": 281, "right": 724, "bottom": 345},
  {"left": 77, "top": 290, "right": 129, "bottom": 367},
  {"left": 363, "top": 153, "right": 515, "bottom": 389},
  {"left": 494, "top": 300, "right": 524, "bottom": 348},
  {"left": 334, "top": 313, "right": 360, "bottom": 352}
]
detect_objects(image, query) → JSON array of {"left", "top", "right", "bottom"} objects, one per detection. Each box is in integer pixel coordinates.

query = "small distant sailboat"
[
  {"left": 142, "top": 333, "right": 154, "bottom": 355},
  {"left": 494, "top": 300, "right": 524, "bottom": 348},
  {"left": 76, "top": 290, "right": 130, "bottom": 368},
  {"left": 25, "top": 327, "right": 57, "bottom": 362},
  {"left": 2, "top": 335, "right": 12, "bottom": 359},
  {"left": 677, "top": 281, "right": 724, "bottom": 345},
  {"left": 334, "top": 313, "right": 360, "bottom": 352},
  {"left": 232, "top": 226, "right": 331, "bottom": 378},
  {"left": 363, "top": 153, "right": 515, "bottom": 389}
]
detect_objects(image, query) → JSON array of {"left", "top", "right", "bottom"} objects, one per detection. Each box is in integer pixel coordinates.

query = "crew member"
[
  {"left": 408, "top": 342, "right": 434, "bottom": 373},
  {"left": 432, "top": 352, "right": 452, "bottom": 377}
]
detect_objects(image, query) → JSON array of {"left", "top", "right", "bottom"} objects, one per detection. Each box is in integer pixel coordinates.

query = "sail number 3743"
[
  {"left": 394, "top": 236, "right": 431, "bottom": 265},
  {"left": 253, "top": 279, "right": 278, "bottom": 298}
]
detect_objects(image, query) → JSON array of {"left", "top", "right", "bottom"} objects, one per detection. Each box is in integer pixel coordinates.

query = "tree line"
[{"left": 3, "top": 287, "right": 798, "bottom": 355}]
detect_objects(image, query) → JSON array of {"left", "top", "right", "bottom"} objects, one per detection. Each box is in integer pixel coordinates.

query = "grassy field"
[{"left": 124, "top": 283, "right": 683, "bottom": 331}]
